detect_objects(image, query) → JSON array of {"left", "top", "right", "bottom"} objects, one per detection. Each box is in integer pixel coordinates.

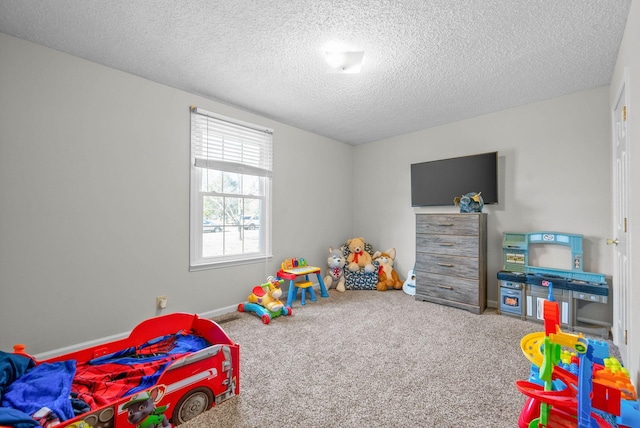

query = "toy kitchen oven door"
[{"left": 498, "top": 272, "right": 525, "bottom": 320}]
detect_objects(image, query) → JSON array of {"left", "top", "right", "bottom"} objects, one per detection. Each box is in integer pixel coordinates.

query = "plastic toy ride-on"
[{"left": 237, "top": 276, "right": 292, "bottom": 324}]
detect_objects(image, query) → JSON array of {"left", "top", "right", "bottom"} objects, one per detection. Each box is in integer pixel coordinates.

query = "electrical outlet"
[{"left": 156, "top": 295, "right": 167, "bottom": 309}]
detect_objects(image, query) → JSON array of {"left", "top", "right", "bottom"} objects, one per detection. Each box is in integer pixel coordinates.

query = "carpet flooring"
[{"left": 180, "top": 289, "right": 613, "bottom": 427}]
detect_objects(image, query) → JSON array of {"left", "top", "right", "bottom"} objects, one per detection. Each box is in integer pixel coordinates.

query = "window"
[{"left": 189, "top": 106, "right": 273, "bottom": 269}]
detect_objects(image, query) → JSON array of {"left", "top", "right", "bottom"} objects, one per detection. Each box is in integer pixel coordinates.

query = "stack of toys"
[{"left": 516, "top": 282, "right": 639, "bottom": 427}]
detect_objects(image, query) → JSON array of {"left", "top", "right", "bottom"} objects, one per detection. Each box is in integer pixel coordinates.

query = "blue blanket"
[
  {"left": 0, "top": 407, "right": 38, "bottom": 428},
  {"left": 0, "top": 351, "right": 35, "bottom": 397},
  {"left": 0, "top": 333, "right": 210, "bottom": 426},
  {"left": 0, "top": 351, "right": 38, "bottom": 427}
]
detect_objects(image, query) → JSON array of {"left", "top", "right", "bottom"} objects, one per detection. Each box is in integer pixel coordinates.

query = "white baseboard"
[
  {"left": 197, "top": 304, "right": 241, "bottom": 320},
  {"left": 34, "top": 331, "right": 130, "bottom": 360},
  {"left": 35, "top": 285, "right": 335, "bottom": 360},
  {"left": 34, "top": 304, "right": 241, "bottom": 361}
]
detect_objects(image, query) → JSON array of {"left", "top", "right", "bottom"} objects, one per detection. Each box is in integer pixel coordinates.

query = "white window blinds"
[{"left": 190, "top": 106, "right": 273, "bottom": 177}]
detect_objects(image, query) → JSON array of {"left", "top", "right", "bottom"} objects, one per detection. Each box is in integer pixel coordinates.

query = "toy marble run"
[{"left": 516, "top": 283, "right": 640, "bottom": 427}]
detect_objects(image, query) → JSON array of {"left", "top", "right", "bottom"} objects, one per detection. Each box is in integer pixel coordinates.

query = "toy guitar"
[{"left": 403, "top": 269, "right": 416, "bottom": 296}]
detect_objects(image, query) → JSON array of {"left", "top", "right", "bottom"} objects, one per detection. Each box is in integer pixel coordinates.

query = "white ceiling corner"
[{"left": 0, "top": 0, "right": 632, "bottom": 145}]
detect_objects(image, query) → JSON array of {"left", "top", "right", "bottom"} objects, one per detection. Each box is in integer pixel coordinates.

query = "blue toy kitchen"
[{"left": 498, "top": 231, "right": 611, "bottom": 338}]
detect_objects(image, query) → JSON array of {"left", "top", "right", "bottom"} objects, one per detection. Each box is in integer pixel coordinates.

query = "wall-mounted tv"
[{"left": 411, "top": 151, "right": 498, "bottom": 207}]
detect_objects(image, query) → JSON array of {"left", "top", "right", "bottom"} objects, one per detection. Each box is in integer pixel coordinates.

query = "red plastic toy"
[{"left": 1, "top": 312, "right": 239, "bottom": 427}]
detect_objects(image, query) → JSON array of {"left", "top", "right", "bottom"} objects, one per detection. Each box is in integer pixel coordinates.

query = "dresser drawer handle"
[
  {"left": 438, "top": 285, "right": 454, "bottom": 290},
  {"left": 437, "top": 223, "right": 454, "bottom": 227},
  {"left": 439, "top": 243, "right": 455, "bottom": 246},
  {"left": 437, "top": 263, "right": 454, "bottom": 267}
]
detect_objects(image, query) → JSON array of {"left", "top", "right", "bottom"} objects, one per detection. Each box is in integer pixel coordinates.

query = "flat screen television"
[{"left": 411, "top": 151, "right": 498, "bottom": 207}]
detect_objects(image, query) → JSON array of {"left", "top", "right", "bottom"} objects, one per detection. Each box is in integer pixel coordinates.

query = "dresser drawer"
[
  {"left": 415, "top": 253, "right": 479, "bottom": 279},
  {"left": 414, "top": 213, "right": 487, "bottom": 314},
  {"left": 416, "top": 273, "right": 479, "bottom": 306},
  {"left": 416, "top": 214, "right": 480, "bottom": 235},
  {"left": 416, "top": 234, "right": 479, "bottom": 257}
]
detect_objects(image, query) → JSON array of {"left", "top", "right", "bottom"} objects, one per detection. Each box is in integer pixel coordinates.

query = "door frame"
[{"left": 611, "top": 67, "right": 630, "bottom": 361}]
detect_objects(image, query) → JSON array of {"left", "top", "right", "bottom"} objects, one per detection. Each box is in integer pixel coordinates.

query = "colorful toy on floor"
[
  {"left": 237, "top": 276, "right": 292, "bottom": 324},
  {"left": 402, "top": 267, "right": 416, "bottom": 296},
  {"left": 516, "top": 282, "right": 640, "bottom": 427},
  {"left": 277, "top": 257, "right": 329, "bottom": 307}
]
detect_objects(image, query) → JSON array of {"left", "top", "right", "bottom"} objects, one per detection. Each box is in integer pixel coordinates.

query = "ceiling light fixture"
[{"left": 324, "top": 51, "right": 364, "bottom": 74}]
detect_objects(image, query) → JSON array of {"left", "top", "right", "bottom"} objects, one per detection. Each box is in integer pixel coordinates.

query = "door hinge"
[
  {"left": 623, "top": 105, "right": 627, "bottom": 121},
  {"left": 625, "top": 329, "right": 628, "bottom": 345},
  {"left": 624, "top": 217, "right": 627, "bottom": 233}
]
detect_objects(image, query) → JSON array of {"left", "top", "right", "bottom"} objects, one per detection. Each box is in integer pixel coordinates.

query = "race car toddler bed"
[{"left": 0, "top": 312, "right": 239, "bottom": 428}]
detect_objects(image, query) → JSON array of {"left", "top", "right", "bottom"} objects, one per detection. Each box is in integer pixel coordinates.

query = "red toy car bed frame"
[{"left": 1, "top": 312, "right": 239, "bottom": 428}]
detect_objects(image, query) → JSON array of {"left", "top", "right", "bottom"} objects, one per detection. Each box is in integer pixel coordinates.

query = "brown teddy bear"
[
  {"left": 372, "top": 248, "right": 403, "bottom": 291},
  {"left": 346, "top": 237, "right": 375, "bottom": 273}
]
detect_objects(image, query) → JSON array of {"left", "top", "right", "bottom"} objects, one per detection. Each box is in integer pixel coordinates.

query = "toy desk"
[{"left": 277, "top": 266, "right": 329, "bottom": 307}]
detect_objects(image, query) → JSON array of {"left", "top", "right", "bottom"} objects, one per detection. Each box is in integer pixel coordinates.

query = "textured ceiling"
[{"left": 0, "top": 1, "right": 632, "bottom": 145}]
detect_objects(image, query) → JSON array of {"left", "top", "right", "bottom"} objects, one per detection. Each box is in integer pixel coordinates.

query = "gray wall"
[
  {"left": 352, "top": 86, "right": 612, "bottom": 306},
  {"left": 0, "top": 33, "right": 353, "bottom": 354},
  {"left": 0, "top": 26, "right": 632, "bottom": 388}
]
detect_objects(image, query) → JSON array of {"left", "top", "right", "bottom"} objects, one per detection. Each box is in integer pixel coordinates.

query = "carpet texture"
[{"left": 181, "top": 289, "right": 603, "bottom": 427}]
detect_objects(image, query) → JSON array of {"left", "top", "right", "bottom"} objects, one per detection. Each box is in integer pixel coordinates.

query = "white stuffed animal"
[{"left": 324, "top": 247, "right": 346, "bottom": 292}]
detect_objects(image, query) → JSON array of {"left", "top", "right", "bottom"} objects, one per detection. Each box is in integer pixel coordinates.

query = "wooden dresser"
[{"left": 415, "top": 213, "right": 487, "bottom": 314}]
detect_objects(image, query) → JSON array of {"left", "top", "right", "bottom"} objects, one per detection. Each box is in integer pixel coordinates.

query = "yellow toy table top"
[{"left": 281, "top": 266, "right": 321, "bottom": 275}]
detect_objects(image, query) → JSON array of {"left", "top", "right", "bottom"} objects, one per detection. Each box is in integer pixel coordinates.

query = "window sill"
[{"left": 189, "top": 254, "right": 274, "bottom": 271}]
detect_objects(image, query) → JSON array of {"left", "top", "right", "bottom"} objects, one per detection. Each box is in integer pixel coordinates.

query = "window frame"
[{"left": 189, "top": 106, "right": 273, "bottom": 270}]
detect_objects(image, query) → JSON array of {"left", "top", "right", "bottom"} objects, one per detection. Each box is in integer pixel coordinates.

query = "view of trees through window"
[
  {"left": 199, "top": 168, "right": 264, "bottom": 258},
  {"left": 190, "top": 106, "right": 272, "bottom": 268}
]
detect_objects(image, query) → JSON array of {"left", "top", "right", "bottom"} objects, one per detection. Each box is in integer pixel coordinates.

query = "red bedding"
[{"left": 72, "top": 332, "right": 209, "bottom": 409}]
